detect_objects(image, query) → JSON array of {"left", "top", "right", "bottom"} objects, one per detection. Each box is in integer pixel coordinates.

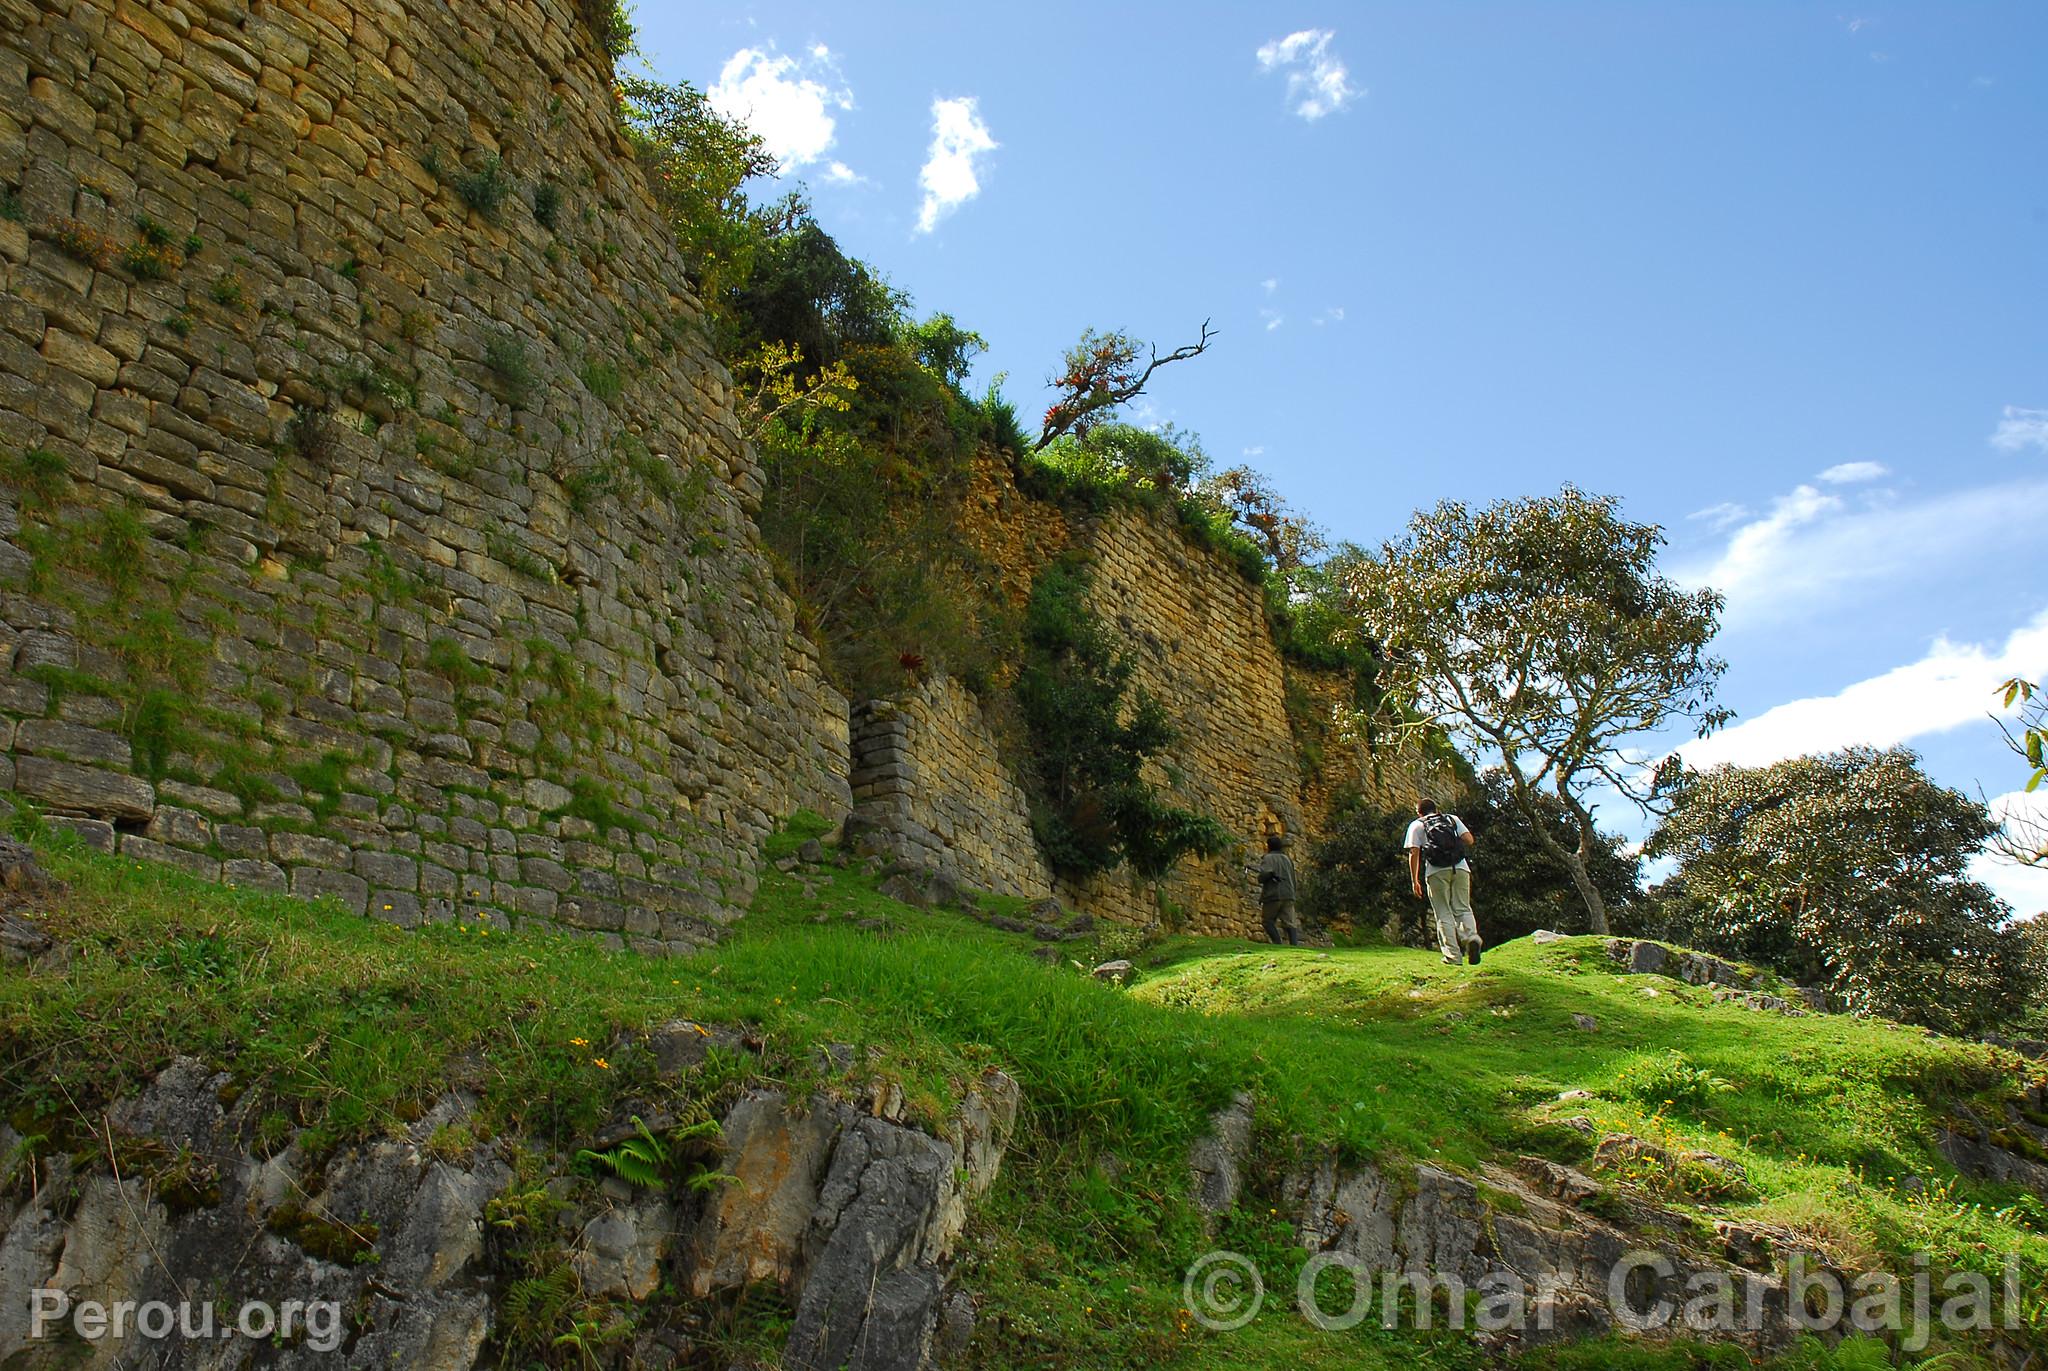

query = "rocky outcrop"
[
  {"left": 0, "top": 1055, "right": 1019, "bottom": 1370},
  {"left": 1605, "top": 940, "right": 1830, "bottom": 1013},
  {"left": 0, "top": 1057, "right": 509, "bottom": 1367},
  {"left": 686, "top": 1070, "right": 1020, "bottom": 1371},
  {"left": 1280, "top": 1149, "right": 1809, "bottom": 1350},
  {"left": 1189, "top": 1090, "right": 1257, "bottom": 1223}
]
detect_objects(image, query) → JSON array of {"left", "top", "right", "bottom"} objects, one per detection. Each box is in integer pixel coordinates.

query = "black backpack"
[{"left": 1421, "top": 813, "right": 1464, "bottom": 868}]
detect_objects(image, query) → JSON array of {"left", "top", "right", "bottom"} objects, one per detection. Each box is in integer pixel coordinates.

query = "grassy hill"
[{"left": 2, "top": 815, "right": 2043, "bottom": 1369}]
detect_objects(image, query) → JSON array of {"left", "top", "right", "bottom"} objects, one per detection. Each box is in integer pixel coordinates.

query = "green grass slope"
[{"left": 1, "top": 815, "right": 2043, "bottom": 1369}]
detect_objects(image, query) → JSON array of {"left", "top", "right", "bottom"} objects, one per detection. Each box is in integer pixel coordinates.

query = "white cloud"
[
  {"left": 1312, "top": 305, "right": 1346, "bottom": 326},
  {"left": 1261, "top": 277, "right": 1279, "bottom": 295},
  {"left": 1686, "top": 501, "right": 1752, "bottom": 531},
  {"left": 1265, "top": 315, "right": 1284, "bottom": 332},
  {"left": 1991, "top": 406, "right": 2048, "bottom": 455},
  {"left": 1818, "top": 461, "right": 1887, "bottom": 484},
  {"left": 1256, "top": 29, "right": 1359, "bottom": 121},
  {"left": 1677, "top": 477, "right": 2048, "bottom": 629},
  {"left": 822, "top": 161, "right": 866, "bottom": 185},
  {"left": 708, "top": 44, "right": 855, "bottom": 172},
  {"left": 1242, "top": 445, "right": 1265, "bottom": 457},
  {"left": 1975, "top": 791, "right": 2048, "bottom": 916},
  {"left": 915, "top": 97, "right": 996, "bottom": 234},
  {"left": 1677, "top": 608, "right": 2048, "bottom": 772}
]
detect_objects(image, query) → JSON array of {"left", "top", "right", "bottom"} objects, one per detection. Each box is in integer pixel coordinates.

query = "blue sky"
[{"left": 631, "top": 3, "right": 2048, "bottom": 912}]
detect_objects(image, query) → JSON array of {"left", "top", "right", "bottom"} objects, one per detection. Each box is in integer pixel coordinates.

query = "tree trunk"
[
  {"left": 1565, "top": 832, "right": 1610, "bottom": 935},
  {"left": 1497, "top": 768, "right": 1611, "bottom": 934}
]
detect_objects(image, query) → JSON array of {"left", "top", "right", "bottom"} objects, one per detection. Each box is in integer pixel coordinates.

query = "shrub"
[
  {"left": 1014, "top": 554, "right": 1231, "bottom": 880},
  {"left": 208, "top": 274, "right": 245, "bottom": 309},
  {"left": 974, "top": 384, "right": 1029, "bottom": 456},
  {"left": 0, "top": 186, "right": 22, "bottom": 221},
  {"left": 284, "top": 404, "right": 340, "bottom": 464},
  {"left": 484, "top": 330, "right": 536, "bottom": 407},
  {"left": 1609, "top": 1050, "right": 1735, "bottom": 1112},
  {"left": 578, "top": 359, "right": 623, "bottom": 404},
  {"left": 584, "top": 0, "right": 636, "bottom": 57},
  {"left": 616, "top": 76, "right": 775, "bottom": 305},
  {"left": 2, "top": 448, "right": 70, "bottom": 512},
  {"left": 451, "top": 154, "right": 512, "bottom": 220},
  {"left": 531, "top": 180, "right": 562, "bottom": 230}
]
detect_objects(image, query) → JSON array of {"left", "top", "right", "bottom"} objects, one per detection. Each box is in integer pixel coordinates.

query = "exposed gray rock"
[
  {"left": 1092, "top": 959, "right": 1135, "bottom": 984},
  {"left": 685, "top": 1092, "right": 847, "bottom": 1297},
  {"left": 1626, "top": 940, "right": 1669, "bottom": 976},
  {"left": 1531, "top": 928, "right": 1568, "bottom": 944},
  {"left": 1189, "top": 1091, "right": 1256, "bottom": 1223},
  {"left": 877, "top": 872, "right": 932, "bottom": 907},
  {"left": 574, "top": 1196, "right": 676, "bottom": 1299},
  {"left": 642, "top": 1018, "right": 750, "bottom": 1075}
]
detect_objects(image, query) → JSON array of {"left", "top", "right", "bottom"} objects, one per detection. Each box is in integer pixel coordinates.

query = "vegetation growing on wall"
[{"left": 1014, "top": 554, "right": 1231, "bottom": 880}]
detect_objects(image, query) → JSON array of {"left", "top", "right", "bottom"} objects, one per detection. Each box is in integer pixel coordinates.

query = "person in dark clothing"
[{"left": 1253, "top": 833, "right": 1303, "bottom": 946}]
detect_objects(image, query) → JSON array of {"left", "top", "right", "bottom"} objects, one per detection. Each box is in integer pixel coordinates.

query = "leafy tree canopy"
[
  {"left": 1645, "top": 746, "right": 2041, "bottom": 1035},
  {"left": 1345, "top": 486, "right": 1727, "bottom": 933}
]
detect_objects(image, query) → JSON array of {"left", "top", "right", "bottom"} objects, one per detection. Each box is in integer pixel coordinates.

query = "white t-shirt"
[{"left": 1403, "top": 814, "right": 1471, "bottom": 874}]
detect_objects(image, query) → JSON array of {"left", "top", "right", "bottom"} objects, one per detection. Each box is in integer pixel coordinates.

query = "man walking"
[
  {"left": 1404, "top": 798, "right": 1481, "bottom": 965},
  {"left": 1254, "top": 833, "right": 1303, "bottom": 946}
]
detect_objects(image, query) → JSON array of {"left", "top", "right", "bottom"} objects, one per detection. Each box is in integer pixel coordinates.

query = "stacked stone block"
[
  {"left": 849, "top": 681, "right": 1054, "bottom": 901},
  {"left": 0, "top": 0, "right": 850, "bottom": 949}
]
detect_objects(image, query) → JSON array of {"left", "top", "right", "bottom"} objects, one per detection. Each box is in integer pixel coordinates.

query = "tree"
[
  {"left": 1301, "top": 770, "right": 1641, "bottom": 946},
  {"left": 723, "top": 209, "right": 905, "bottom": 370},
  {"left": 1990, "top": 676, "right": 2048, "bottom": 869},
  {"left": 614, "top": 76, "right": 777, "bottom": 305},
  {"left": 1344, "top": 486, "right": 1728, "bottom": 934},
  {"left": 1034, "top": 321, "right": 1215, "bottom": 450},
  {"left": 902, "top": 312, "right": 986, "bottom": 390},
  {"left": 1646, "top": 747, "right": 2040, "bottom": 1035},
  {"left": 1195, "top": 465, "right": 1326, "bottom": 573}
]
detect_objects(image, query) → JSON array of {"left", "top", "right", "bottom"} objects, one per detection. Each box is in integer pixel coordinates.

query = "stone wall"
[
  {"left": 0, "top": 0, "right": 850, "bottom": 949},
  {"left": 852, "top": 456, "right": 1377, "bottom": 938},
  {"left": 849, "top": 679, "right": 1052, "bottom": 901}
]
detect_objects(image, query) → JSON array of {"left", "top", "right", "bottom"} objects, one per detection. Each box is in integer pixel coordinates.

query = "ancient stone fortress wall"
[
  {"left": 855, "top": 458, "right": 1337, "bottom": 938},
  {"left": 849, "top": 680, "right": 1053, "bottom": 901},
  {"left": 0, "top": 0, "right": 850, "bottom": 949}
]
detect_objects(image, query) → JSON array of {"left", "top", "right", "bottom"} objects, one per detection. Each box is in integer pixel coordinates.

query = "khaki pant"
[
  {"left": 1262, "top": 900, "right": 1302, "bottom": 946},
  {"left": 1425, "top": 866, "right": 1480, "bottom": 962}
]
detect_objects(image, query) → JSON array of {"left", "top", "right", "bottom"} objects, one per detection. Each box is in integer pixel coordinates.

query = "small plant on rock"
[
  {"left": 49, "top": 218, "right": 114, "bottom": 269},
  {"left": 284, "top": 403, "right": 340, "bottom": 464},
  {"left": 484, "top": 330, "right": 536, "bottom": 407},
  {"left": 452, "top": 154, "right": 513, "bottom": 220},
  {"left": 1, "top": 448, "right": 70, "bottom": 512},
  {"left": 531, "top": 181, "right": 562, "bottom": 230}
]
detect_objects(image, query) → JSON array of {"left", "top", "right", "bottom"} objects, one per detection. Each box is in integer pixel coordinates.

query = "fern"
[{"left": 576, "top": 1116, "right": 667, "bottom": 1189}]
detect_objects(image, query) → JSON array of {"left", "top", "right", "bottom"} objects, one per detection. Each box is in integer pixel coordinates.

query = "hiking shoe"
[
  {"left": 1463, "top": 938, "right": 1483, "bottom": 965},
  {"left": 1441, "top": 954, "right": 1461, "bottom": 966}
]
